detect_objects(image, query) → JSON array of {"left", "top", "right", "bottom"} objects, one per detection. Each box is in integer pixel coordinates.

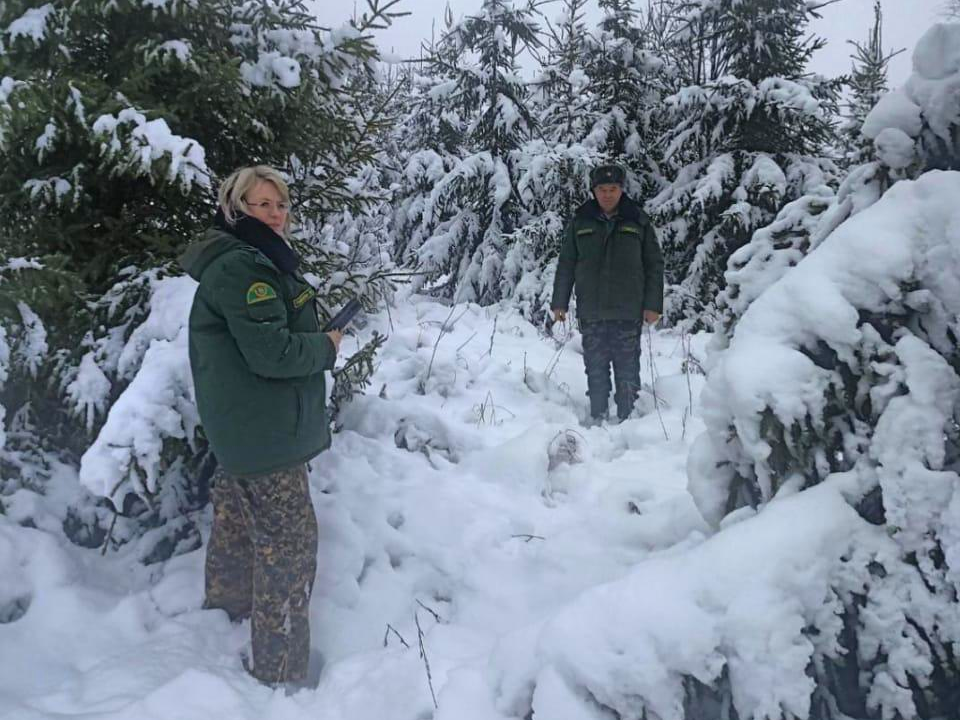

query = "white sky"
[{"left": 313, "top": 0, "right": 947, "bottom": 87}]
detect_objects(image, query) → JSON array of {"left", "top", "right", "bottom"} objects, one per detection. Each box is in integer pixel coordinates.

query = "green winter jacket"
[
  {"left": 551, "top": 196, "right": 664, "bottom": 321},
  {"left": 179, "top": 228, "right": 336, "bottom": 477}
]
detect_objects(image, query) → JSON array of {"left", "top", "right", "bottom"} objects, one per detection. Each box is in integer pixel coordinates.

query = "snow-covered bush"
[
  {"left": 861, "top": 24, "right": 960, "bottom": 173},
  {"left": 79, "top": 275, "right": 199, "bottom": 507},
  {"left": 717, "top": 23, "right": 960, "bottom": 348},
  {"left": 688, "top": 24, "right": 960, "bottom": 713},
  {"left": 716, "top": 159, "right": 885, "bottom": 343},
  {"left": 691, "top": 168, "right": 960, "bottom": 718}
]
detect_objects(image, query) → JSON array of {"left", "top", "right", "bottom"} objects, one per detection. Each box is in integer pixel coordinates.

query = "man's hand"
[
  {"left": 643, "top": 310, "right": 661, "bottom": 325},
  {"left": 552, "top": 308, "right": 567, "bottom": 323},
  {"left": 326, "top": 330, "right": 343, "bottom": 353}
]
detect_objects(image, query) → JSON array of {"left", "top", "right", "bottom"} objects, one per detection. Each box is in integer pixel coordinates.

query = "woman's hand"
[{"left": 326, "top": 330, "right": 343, "bottom": 353}]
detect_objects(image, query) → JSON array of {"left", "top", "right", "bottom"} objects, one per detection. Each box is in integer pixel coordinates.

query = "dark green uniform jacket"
[
  {"left": 179, "top": 227, "right": 336, "bottom": 477},
  {"left": 551, "top": 196, "right": 664, "bottom": 321}
]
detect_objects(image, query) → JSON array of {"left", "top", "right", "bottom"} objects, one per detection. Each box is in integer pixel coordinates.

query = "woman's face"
[{"left": 243, "top": 180, "right": 288, "bottom": 235}]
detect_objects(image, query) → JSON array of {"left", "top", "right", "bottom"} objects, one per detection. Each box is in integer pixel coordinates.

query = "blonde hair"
[{"left": 218, "top": 165, "right": 292, "bottom": 237}]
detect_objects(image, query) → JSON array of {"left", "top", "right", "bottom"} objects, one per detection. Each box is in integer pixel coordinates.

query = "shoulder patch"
[
  {"left": 576, "top": 227, "right": 594, "bottom": 236},
  {"left": 622, "top": 225, "right": 642, "bottom": 235},
  {"left": 246, "top": 282, "right": 278, "bottom": 305}
]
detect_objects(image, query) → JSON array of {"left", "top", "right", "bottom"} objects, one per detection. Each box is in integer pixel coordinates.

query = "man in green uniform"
[{"left": 551, "top": 164, "right": 664, "bottom": 424}]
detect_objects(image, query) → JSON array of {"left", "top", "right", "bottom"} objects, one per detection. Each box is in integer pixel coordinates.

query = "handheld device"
[{"left": 322, "top": 298, "right": 362, "bottom": 332}]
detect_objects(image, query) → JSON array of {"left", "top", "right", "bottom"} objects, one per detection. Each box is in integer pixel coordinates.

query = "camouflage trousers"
[
  {"left": 580, "top": 319, "right": 643, "bottom": 421},
  {"left": 204, "top": 463, "right": 318, "bottom": 686}
]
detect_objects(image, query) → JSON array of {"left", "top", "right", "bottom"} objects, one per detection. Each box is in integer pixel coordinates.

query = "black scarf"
[
  {"left": 575, "top": 195, "right": 646, "bottom": 223},
  {"left": 213, "top": 207, "right": 299, "bottom": 275}
]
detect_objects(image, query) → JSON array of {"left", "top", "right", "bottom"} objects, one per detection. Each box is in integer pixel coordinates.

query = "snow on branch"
[
  {"left": 6, "top": 4, "right": 54, "bottom": 44},
  {"left": 241, "top": 51, "right": 302, "bottom": 88},
  {"left": 862, "top": 23, "right": 960, "bottom": 170},
  {"left": 79, "top": 276, "right": 199, "bottom": 508},
  {"left": 92, "top": 108, "right": 210, "bottom": 192}
]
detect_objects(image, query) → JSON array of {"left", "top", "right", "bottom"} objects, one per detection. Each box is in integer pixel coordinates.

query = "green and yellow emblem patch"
[{"left": 246, "top": 282, "right": 278, "bottom": 305}]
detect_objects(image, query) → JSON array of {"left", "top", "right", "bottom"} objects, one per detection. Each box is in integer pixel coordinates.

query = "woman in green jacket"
[{"left": 180, "top": 165, "right": 341, "bottom": 687}]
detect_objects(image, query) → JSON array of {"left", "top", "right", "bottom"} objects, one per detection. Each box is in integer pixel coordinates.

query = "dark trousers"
[
  {"left": 204, "top": 463, "right": 318, "bottom": 686},
  {"left": 580, "top": 319, "right": 642, "bottom": 421}
]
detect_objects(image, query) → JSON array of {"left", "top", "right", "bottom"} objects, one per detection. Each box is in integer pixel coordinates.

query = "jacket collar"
[
  {"left": 575, "top": 195, "right": 646, "bottom": 224},
  {"left": 212, "top": 208, "right": 300, "bottom": 275}
]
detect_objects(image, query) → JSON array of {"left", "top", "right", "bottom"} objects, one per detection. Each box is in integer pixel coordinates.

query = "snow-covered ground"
[
  {"left": 0, "top": 298, "right": 706, "bottom": 719},
  {"left": 0, "top": 298, "right": 873, "bottom": 719}
]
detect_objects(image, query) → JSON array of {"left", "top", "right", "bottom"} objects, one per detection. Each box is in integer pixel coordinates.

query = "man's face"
[{"left": 593, "top": 183, "right": 623, "bottom": 214}]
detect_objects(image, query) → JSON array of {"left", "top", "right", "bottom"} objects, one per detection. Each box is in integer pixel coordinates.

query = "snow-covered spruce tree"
[
  {"left": 296, "top": 62, "right": 421, "bottom": 416},
  {"left": 0, "top": 0, "right": 404, "bottom": 560},
  {"left": 840, "top": 1, "right": 903, "bottom": 168},
  {"left": 398, "top": 0, "right": 541, "bottom": 305},
  {"left": 579, "top": 0, "right": 668, "bottom": 196},
  {"left": 713, "top": 6, "right": 940, "bottom": 346},
  {"left": 689, "top": 23, "right": 960, "bottom": 719},
  {"left": 497, "top": 0, "right": 605, "bottom": 321},
  {"left": 649, "top": 0, "right": 840, "bottom": 330},
  {"left": 388, "top": 14, "right": 465, "bottom": 287},
  {"left": 0, "top": 0, "right": 221, "bottom": 543}
]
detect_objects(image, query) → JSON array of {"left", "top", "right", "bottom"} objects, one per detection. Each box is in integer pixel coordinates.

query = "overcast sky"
[{"left": 313, "top": 0, "right": 947, "bottom": 87}]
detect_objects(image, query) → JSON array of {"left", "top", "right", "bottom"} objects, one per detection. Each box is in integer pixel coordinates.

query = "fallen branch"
[
  {"left": 456, "top": 331, "right": 477, "bottom": 353},
  {"left": 510, "top": 533, "right": 546, "bottom": 543},
  {"left": 100, "top": 511, "right": 119, "bottom": 556},
  {"left": 416, "top": 599, "right": 447, "bottom": 624},
  {"left": 681, "top": 330, "right": 696, "bottom": 440},
  {"left": 420, "top": 303, "right": 458, "bottom": 394},
  {"left": 416, "top": 610, "right": 439, "bottom": 709},
  {"left": 645, "top": 324, "right": 669, "bottom": 441},
  {"left": 384, "top": 623, "right": 411, "bottom": 649}
]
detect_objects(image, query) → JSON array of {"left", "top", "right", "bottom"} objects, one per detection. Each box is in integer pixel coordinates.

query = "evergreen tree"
[
  {"left": 0, "top": 0, "right": 405, "bottom": 558},
  {"left": 649, "top": 0, "right": 840, "bottom": 329},
  {"left": 690, "top": 23, "right": 960, "bottom": 718},
  {"left": 496, "top": 0, "right": 604, "bottom": 321},
  {"left": 841, "top": 1, "right": 903, "bottom": 167},
  {"left": 395, "top": 0, "right": 542, "bottom": 305},
  {"left": 533, "top": 0, "right": 594, "bottom": 149},
  {"left": 389, "top": 9, "right": 465, "bottom": 274},
  {"left": 579, "top": 0, "right": 668, "bottom": 196}
]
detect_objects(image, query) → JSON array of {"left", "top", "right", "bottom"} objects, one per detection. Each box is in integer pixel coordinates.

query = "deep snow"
[
  {"left": 0, "top": 297, "right": 876, "bottom": 720},
  {"left": 2, "top": 300, "right": 713, "bottom": 719}
]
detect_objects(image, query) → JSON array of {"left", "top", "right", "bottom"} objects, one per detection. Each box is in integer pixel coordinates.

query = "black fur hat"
[{"left": 590, "top": 164, "right": 626, "bottom": 188}]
